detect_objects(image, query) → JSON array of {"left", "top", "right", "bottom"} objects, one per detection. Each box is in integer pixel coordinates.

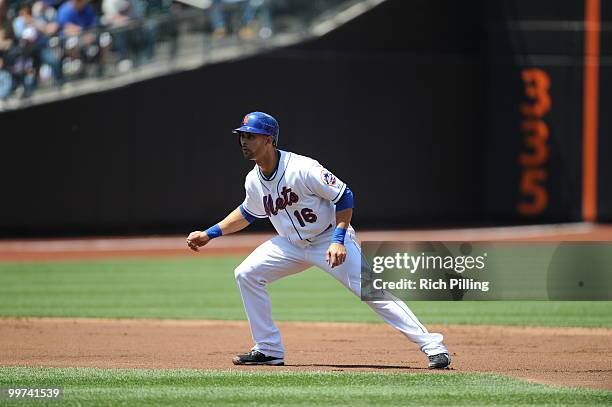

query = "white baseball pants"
[{"left": 234, "top": 227, "right": 448, "bottom": 358}]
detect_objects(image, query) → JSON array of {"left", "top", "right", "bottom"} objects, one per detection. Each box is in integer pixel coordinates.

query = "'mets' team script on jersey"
[{"left": 242, "top": 150, "right": 347, "bottom": 242}]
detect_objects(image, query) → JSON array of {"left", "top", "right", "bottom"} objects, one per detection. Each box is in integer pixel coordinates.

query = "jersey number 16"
[{"left": 293, "top": 208, "right": 317, "bottom": 227}]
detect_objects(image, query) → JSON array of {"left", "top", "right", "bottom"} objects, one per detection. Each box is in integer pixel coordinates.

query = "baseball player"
[{"left": 186, "top": 112, "right": 451, "bottom": 369}]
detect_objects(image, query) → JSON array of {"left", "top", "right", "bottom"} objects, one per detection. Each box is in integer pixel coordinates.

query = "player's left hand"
[{"left": 326, "top": 243, "right": 347, "bottom": 268}]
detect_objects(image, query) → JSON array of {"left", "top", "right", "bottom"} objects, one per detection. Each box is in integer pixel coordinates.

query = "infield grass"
[
  {"left": 1, "top": 367, "right": 610, "bottom": 407},
  {"left": 0, "top": 257, "right": 611, "bottom": 327}
]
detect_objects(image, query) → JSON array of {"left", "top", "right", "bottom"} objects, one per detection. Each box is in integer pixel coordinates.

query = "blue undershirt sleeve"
[
  {"left": 239, "top": 204, "right": 257, "bottom": 223},
  {"left": 335, "top": 187, "right": 354, "bottom": 211}
]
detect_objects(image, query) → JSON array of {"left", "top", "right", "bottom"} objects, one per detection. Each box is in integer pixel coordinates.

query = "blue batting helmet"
[{"left": 233, "top": 112, "right": 279, "bottom": 146}]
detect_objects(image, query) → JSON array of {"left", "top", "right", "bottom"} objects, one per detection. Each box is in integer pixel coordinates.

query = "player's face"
[{"left": 239, "top": 132, "right": 272, "bottom": 160}]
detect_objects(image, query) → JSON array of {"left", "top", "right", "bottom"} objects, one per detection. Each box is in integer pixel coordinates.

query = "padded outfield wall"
[
  {"left": 0, "top": 0, "right": 609, "bottom": 236},
  {"left": 484, "top": 0, "right": 612, "bottom": 223}
]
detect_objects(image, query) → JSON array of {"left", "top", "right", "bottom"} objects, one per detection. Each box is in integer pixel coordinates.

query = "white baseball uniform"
[{"left": 235, "top": 149, "right": 448, "bottom": 358}]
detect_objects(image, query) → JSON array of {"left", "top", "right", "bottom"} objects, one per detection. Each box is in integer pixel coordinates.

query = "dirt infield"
[{"left": 1, "top": 318, "right": 610, "bottom": 390}]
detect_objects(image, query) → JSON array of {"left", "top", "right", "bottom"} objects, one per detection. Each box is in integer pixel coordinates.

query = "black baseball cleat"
[
  {"left": 428, "top": 353, "right": 451, "bottom": 369},
  {"left": 232, "top": 350, "right": 285, "bottom": 366}
]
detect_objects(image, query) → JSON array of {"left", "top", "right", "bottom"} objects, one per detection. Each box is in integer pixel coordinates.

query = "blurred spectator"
[
  {"left": 102, "top": 0, "right": 155, "bottom": 70},
  {"left": 0, "top": 0, "right": 8, "bottom": 64},
  {"left": 3, "top": 0, "right": 26, "bottom": 21},
  {"left": 57, "top": 0, "right": 109, "bottom": 76},
  {"left": 0, "top": 23, "right": 14, "bottom": 100},
  {"left": 57, "top": 0, "right": 98, "bottom": 35},
  {"left": 143, "top": 0, "right": 172, "bottom": 17},
  {"left": 211, "top": 0, "right": 272, "bottom": 40},
  {"left": 144, "top": 0, "right": 177, "bottom": 59},
  {"left": 32, "top": 0, "right": 60, "bottom": 37},
  {"left": 0, "top": 0, "right": 6, "bottom": 25},
  {"left": 0, "top": 60, "right": 11, "bottom": 101},
  {"left": 12, "top": 1, "right": 63, "bottom": 90}
]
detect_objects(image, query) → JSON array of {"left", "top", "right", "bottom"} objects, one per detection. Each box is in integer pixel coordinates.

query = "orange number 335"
[{"left": 518, "top": 68, "right": 551, "bottom": 216}]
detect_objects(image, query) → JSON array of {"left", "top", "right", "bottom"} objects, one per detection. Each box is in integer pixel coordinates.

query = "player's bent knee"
[
  {"left": 234, "top": 264, "right": 256, "bottom": 282},
  {"left": 234, "top": 265, "right": 247, "bottom": 280}
]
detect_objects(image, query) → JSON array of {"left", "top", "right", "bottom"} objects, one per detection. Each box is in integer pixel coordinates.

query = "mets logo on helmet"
[
  {"left": 321, "top": 169, "right": 338, "bottom": 187},
  {"left": 242, "top": 115, "right": 251, "bottom": 125}
]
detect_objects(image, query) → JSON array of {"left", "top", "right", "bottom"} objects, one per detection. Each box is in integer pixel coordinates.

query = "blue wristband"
[
  {"left": 331, "top": 227, "right": 347, "bottom": 245},
  {"left": 205, "top": 224, "right": 223, "bottom": 239}
]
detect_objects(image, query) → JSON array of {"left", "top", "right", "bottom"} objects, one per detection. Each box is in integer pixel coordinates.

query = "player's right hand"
[{"left": 186, "top": 231, "right": 210, "bottom": 252}]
